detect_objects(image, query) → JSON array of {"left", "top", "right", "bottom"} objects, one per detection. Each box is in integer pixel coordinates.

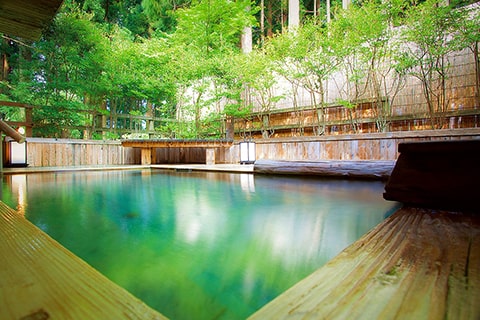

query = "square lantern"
[
  {"left": 239, "top": 141, "right": 255, "bottom": 164},
  {"left": 6, "top": 139, "right": 28, "bottom": 167}
]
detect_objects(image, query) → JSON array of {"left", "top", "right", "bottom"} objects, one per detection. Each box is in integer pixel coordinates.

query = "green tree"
[
  {"left": 456, "top": 4, "right": 480, "bottom": 108},
  {"left": 241, "top": 49, "right": 281, "bottom": 138},
  {"left": 400, "top": 0, "right": 467, "bottom": 129},
  {"left": 266, "top": 19, "right": 341, "bottom": 135},
  {"left": 332, "top": 1, "right": 406, "bottom": 133},
  {"left": 102, "top": 28, "right": 177, "bottom": 138},
  {"left": 166, "top": 0, "right": 258, "bottom": 138},
  {"left": 142, "top": 0, "right": 191, "bottom": 33},
  {"left": 330, "top": 5, "right": 372, "bottom": 133},
  {"left": 31, "top": 10, "right": 110, "bottom": 137},
  {"left": 173, "top": 0, "right": 258, "bottom": 55},
  {"left": 64, "top": 0, "right": 151, "bottom": 37}
]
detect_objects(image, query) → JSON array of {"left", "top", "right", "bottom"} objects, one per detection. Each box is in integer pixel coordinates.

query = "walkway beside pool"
[
  {"left": 0, "top": 201, "right": 167, "bottom": 320},
  {"left": 249, "top": 206, "right": 480, "bottom": 319}
]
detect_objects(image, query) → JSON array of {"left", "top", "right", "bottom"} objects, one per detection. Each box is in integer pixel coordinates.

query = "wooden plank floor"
[
  {"left": 0, "top": 201, "right": 167, "bottom": 320},
  {"left": 249, "top": 207, "right": 480, "bottom": 319}
]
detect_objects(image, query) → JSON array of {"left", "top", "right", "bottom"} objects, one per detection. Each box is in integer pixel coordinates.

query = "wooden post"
[
  {"left": 342, "top": 0, "right": 351, "bottom": 9},
  {"left": 151, "top": 147, "right": 156, "bottom": 164},
  {"left": 241, "top": 26, "right": 252, "bottom": 53},
  {"left": 206, "top": 148, "right": 215, "bottom": 165},
  {"left": 25, "top": 107, "right": 33, "bottom": 137},
  {"left": 140, "top": 148, "right": 152, "bottom": 165}
]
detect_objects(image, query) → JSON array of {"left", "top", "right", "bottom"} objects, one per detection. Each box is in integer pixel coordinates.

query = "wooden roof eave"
[{"left": 0, "top": 0, "right": 64, "bottom": 40}]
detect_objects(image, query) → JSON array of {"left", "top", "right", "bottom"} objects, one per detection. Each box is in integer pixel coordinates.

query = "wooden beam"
[
  {"left": 121, "top": 139, "right": 233, "bottom": 148},
  {"left": 0, "top": 0, "right": 64, "bottom": 40},
  {"left": 249, "top": 207, "right": 480, "bottom": 319},
  {"left": 0, "top": 201, "right": 167, "bottom": 319},
  {"left": 0, "top": 119, "right": 25, "bottom": 143},
  {"left": 0, "top": 101, "right": 35, "bottom": 109}
]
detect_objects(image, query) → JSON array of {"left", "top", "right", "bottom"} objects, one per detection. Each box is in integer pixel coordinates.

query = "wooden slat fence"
[
  {"left": 11, "top": 128, "right": 480, "bottom": 167},
  {"left": 24, "top": 138, "right": 140, "bottom": 167},
  {"left": 252, "top": 128, "right": 480, "bottom": 162}
]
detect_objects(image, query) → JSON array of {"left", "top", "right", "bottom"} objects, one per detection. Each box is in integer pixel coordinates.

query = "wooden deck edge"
[
  {"left": 254, "top": 159, "right": 395, "bottom": 180},
  {"left": 248, "top": 207, "right": 480, "bottom": 319},
  {"left": 0, "top": 201, "right": 168, "bottom": 320}
]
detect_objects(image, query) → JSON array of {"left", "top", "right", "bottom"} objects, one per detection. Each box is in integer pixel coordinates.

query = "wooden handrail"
[{"left": 0, "top": 119, "right": 25, "bottom": 143}]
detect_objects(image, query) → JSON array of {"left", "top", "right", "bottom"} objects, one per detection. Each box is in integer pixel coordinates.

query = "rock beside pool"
[{"left": 123, "top": 212, "right": 139, "bottom": 219}]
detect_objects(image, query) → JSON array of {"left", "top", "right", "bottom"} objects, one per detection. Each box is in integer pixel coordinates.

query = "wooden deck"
[
  {"left": 249, "top": 206, "right": 480, "bottom": 319},
  {"left": 0, "top": 201, "right": 167, "bottom": 320}
]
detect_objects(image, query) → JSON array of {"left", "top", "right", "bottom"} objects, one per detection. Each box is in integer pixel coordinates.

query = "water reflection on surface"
[{"left": 1, "top": 170, "right": 399, "bottom": 320}]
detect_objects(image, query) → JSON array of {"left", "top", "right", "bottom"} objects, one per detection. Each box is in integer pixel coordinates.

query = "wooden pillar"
[
  {"left": 151, "top": 148, "right": 156, "bottom": 164},
  {"left": 25, "top": 107, "right": 33, "bottom": 137},
  {"left": 140, "top": 148, "right": 156, "bottom": 165},
  {"left": 206, "top": 148, "right": 215, "bottom": 165}
]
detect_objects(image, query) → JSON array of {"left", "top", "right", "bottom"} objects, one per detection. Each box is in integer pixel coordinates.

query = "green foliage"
[
  {"left": 141, "top": 0, "right": 191, "bottom": 33},
  {"left": 33, "top": 101, "right": 87, "bottom": 138},
  {"left": 331, "top": 0, "right": 407, "bottom": 132},
  {"left": 0, "top": 105, "right": 24, "bottom": 122},
  {"left": 172, "top": 0, "right": 258, "bottom": 55},
  {"left": 1, "top": 0, "right": 476, "bottom": 139},
  {"left": 336, "top": 99, "right": 355, "bottom": 109},
  {"left": 399, "top": 0, "right": 467, "bottom": 127},
  {"left": 63, "top": 0, "right": 151, "bottom": 37}
]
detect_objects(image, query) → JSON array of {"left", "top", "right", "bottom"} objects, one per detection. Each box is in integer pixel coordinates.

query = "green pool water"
[{"left": 1, "top": 170, "right": 398, "bottom": 319}]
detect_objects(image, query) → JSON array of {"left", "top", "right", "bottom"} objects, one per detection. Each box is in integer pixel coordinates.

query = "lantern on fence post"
[
  {"left": 4, "top": 126, "right": 27, "bottom": 168},
  {"left": 240, "top": 140, "right": 256, "bottom": 164},
  {"left": 0, "top": 119, "right": 27, "bottom": 169},
  {"left": 6, "top": 139, "right": 27, "bottom": 167}
]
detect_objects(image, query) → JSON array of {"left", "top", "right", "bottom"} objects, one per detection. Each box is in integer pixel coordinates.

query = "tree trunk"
[
  {"left": 288, "top": 0, "right": 300, "bottom": 30},
  {"left": 241, "top": 26, "right": 252, "bottom": 53},
  {"left": 326, "top": 0, "right": 331, "bottom": 23},
  {"left": 266, "top": 0, "right": 273, "bottom": 38},
  {"left": 474, "top": 42, "right": 480, "bottom": 108},
  {"left": 260, "top": 0, "right": 265, "bottom": 45},
  {"left": 0, "top": 36, "right": 8, "bottom": 83}
]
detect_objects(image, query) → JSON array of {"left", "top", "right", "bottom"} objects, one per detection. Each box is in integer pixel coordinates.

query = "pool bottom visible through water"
[{"left": 1, "top": 170, "right": 399, "bottom": 320}]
